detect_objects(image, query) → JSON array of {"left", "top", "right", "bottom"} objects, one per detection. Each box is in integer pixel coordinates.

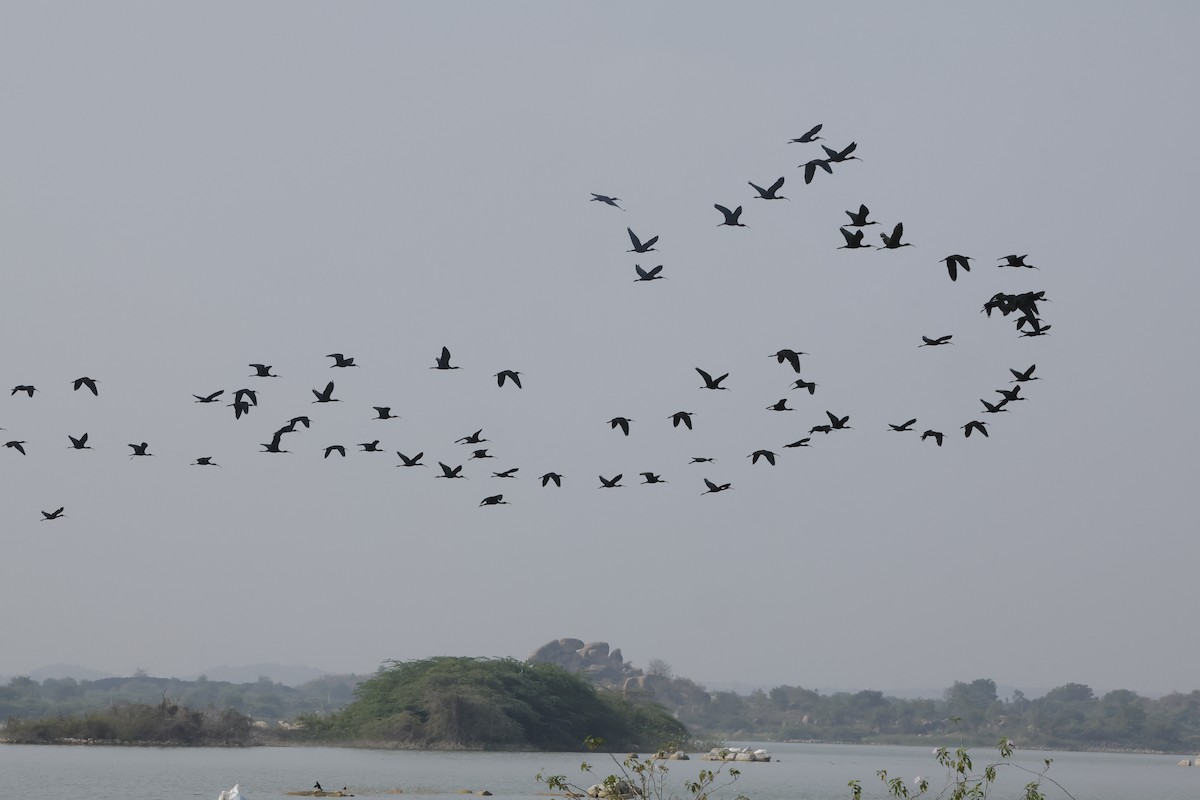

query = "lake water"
[{"left": 2, "top": 741, "right": 1197, "bottom": 800}]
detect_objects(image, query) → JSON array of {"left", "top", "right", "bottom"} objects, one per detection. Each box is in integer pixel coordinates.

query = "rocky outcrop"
[
  {"left": 527, "top": 638, "right": 642, "bottom": 687},
  {"left": 701, "top": 746, "right": 771, "bottom": 763}
]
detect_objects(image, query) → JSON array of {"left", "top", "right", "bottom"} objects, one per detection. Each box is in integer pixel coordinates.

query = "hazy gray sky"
[{"left": 2, "top": 2, "right": 1198, "bottom": 696}]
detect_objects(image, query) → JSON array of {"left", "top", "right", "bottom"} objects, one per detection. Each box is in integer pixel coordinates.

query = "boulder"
[{"left": 581, "top": 642, "right": 610, "bottom": 659}]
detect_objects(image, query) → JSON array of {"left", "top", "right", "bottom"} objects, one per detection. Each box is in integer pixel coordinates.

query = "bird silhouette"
[
  {"left": 261, "top": 433, "right": 291, "bottom": 453},
  {"left": 496, "top": 370, "right": 523, "bottom": 388},
  {"left": 1019, "top": 324, "right": 1052, "bottom": 338},
  {"left": 68, "top": 433, "right": 93, "bottom": 450},
  {"left": 456, "top": 429, "right": 487, "bottom": 444},
  {"left": 358, "top": 440, "right": 384, "bottom": 452},
  {"left": 311, "top": 381, "right": 339, "bottom": 403},
  {"left": 634, "top": 264, "right": 666, "bottom": 282},
  {"left": 920, "top": 335, "right": 954, "bottom": 347},
  {"left": 998, "top": 254, "right": 1038, "bottom": 269},
  {"left": 995, "top": 386, "right": 1026, "bottom": 402},
  {"left": 669, "top": 411, "right": 695, "bottom": 430},
  {"left": 791, "top": 379, "right": 818, "bottom": 395},
  {"left": 696, "top": 368, "right": 730, "bottom": 390},
  {"left": 324, "top": 445, "right": 347, "bottom": 458},
  {"left": 810, "top": 424, "right": 833, "bottom": 434},
  {"left": 1010, "top": 364, "right": 1042, "bottom": 383},
  {"left": 715, "top": 205, "right": 744, "bottom": 226},
  {"left": 431, "top": 346, "right": 460, "bottom": 370},
  {"left": 980, "top": 398, "right": 1010, "bottom": 414},
  {"left": 640, "top": 472, "right": 666, "bottom": 484},
  {"left": 128, "top": 442, "right": 153, "bottom": 458},
  {"left": 192, "top": 456, "right": 220, "bottom": 466},
  {"left": 373, "top": 407, "right": 399, "bottom": 420},
  {"left": 437, "top": 462, "right": 466, "bottom": 478},
  {"left": 838, "top": 228, "right": 873, "bottom": 249},
  {"left": 598, "top": 474, "right": 624, "bottom": 488},
  {"left": 396, "top": 451, "right": 426, "bottom": 467},
  {"left": 844, "top": 205, "right": 878, "bottom": 227},
  {"left": 748, "top": 177, "right": 787, "bottom": 200},
  {"left": 493, "top": 467, "right": 519, "bottom": 478},
  {"left": 277, "top": 416, "right": 312, "bottom": 433},
  {"left": 962, "top": 420, "right": 990, "bottom": 438},
  {"left": 689, "top": 457, "right": 715, "bottom": 464},
  {"left": 5, "top": 440, "right": 28, "bottom": 455},
  {"left": 193, "top": 390, "right": 224, "bottom": 403},
  {"left": 800, "top": 159, "right": 832, "bottom": 184},
  {"left": 627, "top": 227, "right": 659, "bottom": 253},
  {"left": 228, "top": 400, "right": 251, "bottom": 420},
  {"left": 748, "top": 450, "right": 777, "bottom": 465},
  {"left": 480, "top": 494, "right": 509, "bottom": 506},
  {"left": 784, "top": 437, "right": 811, "bottom": 448},
  {"left": 769, "top": 349, "right": 806, "bottom": 373},
  {"left": 826, "top": 411, "right": 852, "bottom": 430},
  {"left": 823, "top": 142, "right": 860, "bottom": 163},
  {"left": 879, "top": 222, "right": 913, "bottom": 249},
  {"left": 940, "top": 254, "right": 973, "bottom": 281},
  {"left": 315, "top": 785, "right": 324, "bottom": 794},
  {"left": 766, "top": 399, "right": 793, "bottom": 412},
  {"left": 921, "top": 430, "right": 945, "bottom": 446},
  {"left": 326, "top": 353, "right": 359, "bottom": 367},
  {"left": 540, "top": 472, "right": 563, "bottom": 487},
  {"left": 234, "top": 388, "right": 258, "bottom": 407},
  {"left": 702, "top": 478, "right": 732, "bottom": 494},
  {"left": 11, "top": 385, "right": 37, "bottom": 397},
  {"left": 71, "top": 377, "right": 99, "bottom": 395},
  {"left": 469, "top": 448, "right": 494, "bottom": 459},
  {"left": 888, "top": 419, "right": 918, "bottom": 432},
  {"left": 41, "top": 507, "right": 66, "bottom": 521},
  {"left": 590, "top": 193, "right": 623, "bottom": 209},
  {"left": 608, "top": 417, "right": 633, "bottom": 436},
  {"left": 249, "top": 363, "right": 279, "bottom": 378},
  {"left": 788, "top": 124, "right": 823, "bottom": 143}
]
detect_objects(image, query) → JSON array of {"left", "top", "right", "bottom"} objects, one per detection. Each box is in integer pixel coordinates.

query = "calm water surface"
[{"left": 2, "top": 741, "right": 1197, "bottom": 800}]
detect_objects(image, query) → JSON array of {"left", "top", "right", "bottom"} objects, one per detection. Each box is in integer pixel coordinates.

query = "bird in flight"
[
  {"left": 921, "top": 430, "right": 945, "bottom": 446},
  {"left": 358, "top": 440, "right": 384, "bottom": 452},
  {"left": 920, "top": 335, "right": 954, "bottom": 347},
  {"left": 748, "top": 450, "right": 777, "bottom": 465},
  {"left": 888, "top": 419, "right": 918, "bottom": 432},
  {"left": 261, "top": 433, "right": 291, "bottom": 453},
  {"left": 940, "top": 254, "right": 972, "bottom": 281},
  {"left": 962, "top": 420, "right": 990, "bottom": 438},
  {"left": 823, "top": 142, "right": 860, "bottom": 163},
  {"left": 327, "top": 353, "right": 359, "bottom": 367},
  {"left": 634, "top": 264, "right": 666, "bottom": 282},
  {"left": 800, "top": 158, "right": 832, "bottom": 184},
  {"left": 844, "top": 205, "right": 878, "bottom": 227},
  {"left": 373, "top": 407, "right": 399, "bottom": 420},
  {"left": 879, "top": 222, "right": 913, "bottom": 249},
  {"left": 702, "top": 478, "right": 732, "bottom": 494},
  {"left": 496, "top": 370, "right": 523, "bottom": 388},
  {"left": 493, "top": 468, "right": 519, "bottom": 478},
  {"left": 437, "top": 462, "right": 466, "bottom": 478},
  {"left": 608, "top": 417, "right": 633, "bottom": 436},
  {"left": 766, "top": 399, "right": 794, "bottom": 412},
  {"left": 312, "top": 381, "right": 339, "bottom": 403},
  {"left": 5, "top": 440, "right": 28, "bottom": 455},
  {"left": 627, "top": 227, "right": 659, "bottom": 253},
  {"left": 11, "top": 385, "right": 37, "bottom": 397},
  {"left": 234, "top": 388, "right": 259, "bottom": 407},
  {"left": 998, "top": 254, "right": 1038, "bottom": 269},
  {"left": 591, "top": 193, "right": 623, "bottom": 209},
  {"left": 995, "top": 386, "right": 1026, "bottom": 403},
  {"left": 432, "top": 346, "right": 460, "bottom": 370},
  {"left": 469, "top": 448, "right": 494, "bottom": 459},
  {"left": 324, "top": 445, "right": 347, "bottom": 459},
  {"left": 826, "top": 411, "right": 852, "bottom": 430},
  {"left": 72, "top": 377, "right": 99, "bottom": 395},
  {"left": 194, "top": 390, "right": 224, "bottom": 403},
  {"left": 128, "top": 442, "right": 153, "bottom": 458},
  {"left": 540, "top": 472, "right": 563, "bottom": 487},
  {"left": 396, "top": 451, "right": 426, "bottom": 467},
  {"left": 192, "top": 456, "right": 220, "bottom": 466},
  {"left": 791, "top": 379, "right": 818, "bottom": 395},
  {"left": 277, "top": 416, "right": 312, "bottom": 433},
  {"left": 67, "top": 433, "right": 93, "bottom": 450},
  {"left": 229, "top": 399, "right": 251, "bottom": 420},
  {"left": 769, "top": 349, "right": 805, "bottom": 373},
  {"left": 669, "top": 411, "right": 695, "bottom": 430},
  {"left": 598, "top": 474, "right": 624, "bottom": 488},
  {"left": 788, "top": 124, "right": 823, "bottom": 144},
  {"left": 1010, "top": 364, "right": 1040, "bottom": 383},
  {"left": 249, "top": 363, "right": 279, "bottom": 378},
  {"left": 689, "top": 457, "right": 715, "bottom": 464},
  {"left": 980, "top": 398, "right": 1010, "bottom": 414},
  {"left": 748, "top": 177, "right": 787, "bottom": 200},
  {"left": 456, "top": 429, "right": 487, "bottom": 444},
  {"left": 41, "top": 507, "right": 66, "bottom": 521},
  {"left": 784, "top": 438, "right": 811, "bottom": 448},
  {"left": 838, "top": 227, "right": 873, "bottom": 249},
  {"left": 696, "top": 367, "right": 730, "bottom": 390},
  {"left": 480, "top": 494, "right": 509, "bottom": 506},
  {"left": 640, "top": 472, "right": 666, "bottom": 484}
]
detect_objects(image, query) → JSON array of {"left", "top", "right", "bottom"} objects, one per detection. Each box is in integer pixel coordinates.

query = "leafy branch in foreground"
[
  {"left": 538, "top": 736, "right": 747, "bottom": 800},
  {"left": 848, "top": 738, "right": 1077, "bottom": 800}
]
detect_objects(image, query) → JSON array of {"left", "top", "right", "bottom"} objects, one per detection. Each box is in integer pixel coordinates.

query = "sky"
[{"left": 2, "top": 2, "right": 1199, "bottom": 698}]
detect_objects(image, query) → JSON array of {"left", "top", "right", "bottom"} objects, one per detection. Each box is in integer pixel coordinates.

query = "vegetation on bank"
[
  {"left": 1, "top": 697, "right": 255, "bottom": 745},
  {"left": 290, "top": 657, "right": 688, "bottom": 750}
]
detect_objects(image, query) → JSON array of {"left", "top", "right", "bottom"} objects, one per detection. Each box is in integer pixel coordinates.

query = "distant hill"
[
  {"left": 189, "top": 663, "right": 331, "bottom": 687},
  {"left": 26, "top": 664, "right": 116, "bottom": 682}
]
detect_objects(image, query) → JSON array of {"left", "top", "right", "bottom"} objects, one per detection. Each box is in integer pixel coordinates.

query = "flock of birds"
[{"left": 7, "top": 123, "right": 1051, "bottom": 519}]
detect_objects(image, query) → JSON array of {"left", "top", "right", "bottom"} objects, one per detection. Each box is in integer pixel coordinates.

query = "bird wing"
[
  {"left": 768, "top": 176, "right": 785, "bottom": 194},
  {"left": 642, "top": 234, "right": 659, "bottom": 249},
  {"left": 748, "top": 182, "right": 766, "bottom": 196},
  {"left": 696, "top": 367, "right": 714, "bottom": 385},
  {"left": 627, "top": 227, "right": 642, "bottom": 249},
  {"left": 704, "top": 478, "right": 718, "bottom": 491},
  {"left": 839, "top": 227, "right": 857, "bottom": 246},
  {"left": 840, "top": 141, "right": 858, "bottom": 158}
]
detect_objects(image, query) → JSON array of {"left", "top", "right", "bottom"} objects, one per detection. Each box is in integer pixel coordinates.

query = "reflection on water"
[{"left": 1, "top": 741, "right": 1196, "bottom": 800}]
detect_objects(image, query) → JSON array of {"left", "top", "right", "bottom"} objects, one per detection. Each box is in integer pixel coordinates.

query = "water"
[{"left": 1, "top": 741, "right": 1197, "bottom": 800}]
